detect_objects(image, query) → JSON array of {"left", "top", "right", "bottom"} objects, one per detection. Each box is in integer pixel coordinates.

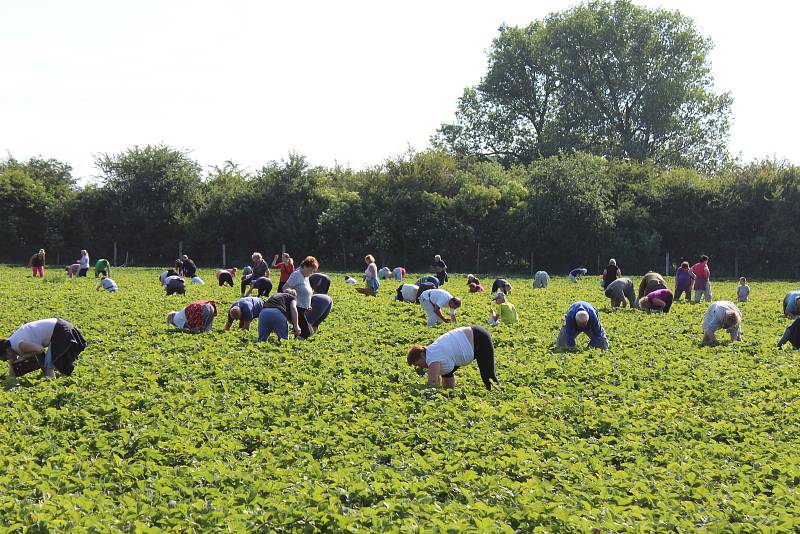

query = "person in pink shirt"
[
  {"left": 691, "top": 255, "right": 712, "bottom": 303},
  {"left": 639, "top": 288, "right": 674, "bottom": 313}
]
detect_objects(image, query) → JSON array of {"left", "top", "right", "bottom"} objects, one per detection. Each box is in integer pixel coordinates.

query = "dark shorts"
[
  {"left": 78, "top": 268, "right": 88, "bottom": 277},
  {"left": 218, "top": 272, "right": 233, "bottom": 287}
]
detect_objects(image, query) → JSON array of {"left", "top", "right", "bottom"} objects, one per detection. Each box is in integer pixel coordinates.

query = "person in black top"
[
  {"left": 181, "top": 255, "right": 197, "bottom": 278},
  {"left": 491, "top": 278, "right": 513, "bottom": 294},
  {"left": 241, "top": 252, "right": 270, "bottom": 297},
  {"left": 778, "top": 318, "right": 800, "bottom": 350},
  {"left": 257, "top": 290, "right": 301, "bottom": 342},
  {"left": 309, "top": 273, "right": 331, "bottom": 295},
  {"left": 432, "top": 255, "right": 448, "bottom": 286},
  {"left": 602, "top": 259, "right": 621, "bottom": 289}
]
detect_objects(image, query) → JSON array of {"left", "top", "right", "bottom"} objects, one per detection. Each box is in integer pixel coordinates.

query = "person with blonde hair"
[{"left": 357, "top": 254, "right": 379, "bottom": 296}]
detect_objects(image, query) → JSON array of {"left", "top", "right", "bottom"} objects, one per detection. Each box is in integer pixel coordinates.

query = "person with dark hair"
[
  {"left": 160, "top": 269, "right": 178, "bottom": 287},
  {"left": 782, "top": 291, "right": 800, "bottom": 318},
  {"left": 181, "top": 255, "right": 197, "bottom": 278},
  {"left": 215, "top": 268, "right": 237, "bottom": 287},
  {"left": 249, "top": 276, "right": 273, "bottom": 298},
  {"left": 556, "top": 301, "right": 608, "bottom": 350},
  {"left": 691, "top": 255, "right": 712, "bottom": 303},
  {"left": 701, "top": 301, "right": 742, "bottom": 346},
  {"left": 406, "top": 326, "right": 499, "bottom": 390},
  {"left": 601, "top": 259, "right": 621, "bottom": 289},
  {"left": 432, "top": 255, "right": 448, "bottom": 286},
  {"left": 395, "top": 283, "right": 419, "bottom": 303},
  {"left": 674, "top": 261, "right": 695, "bottom": 302},
  {"left": 271, "top": 252, "right": 295, "bottom": 293},
  {"left": 468, "top": 281, "right": 485, "bottom": 293},
  {"left": 257, "top": 289, "right": 301, "bottom": 343},
  {"left": 638, "top": 271, "right": 668, "bottom": 299},
  {"left": 490, "top": 278, "right": 513, "bottom": 294},
  {"left": 224, "top": 296, "right": 265, "bottom": 331},
  {"left": 569, "top": 267, "right": 587, "bottom": 283},
  {"left": 419, "top": 288, "right": 461, "bottom": 327},
  {"left": 777, "top": 317, "right": 800, "bottom": 350},
  {"left": 95, "top": 258, "right": 112, "bottom": 278},
  {"left": 164, "top": 275, "right": 186, "bottom": 296},
  {"left": 284, "top": 256, "right": 319, "bottom": 338},
  {"left": 29, "top": 249, "right": 46, "bottom": 277},
  {"left": 737, "top": 277, "right": 751, "bottom": 302},
  {"left": 416, "top": 275, "right": 440, "bottom": 288},
  {"left": 639, "top": 288, "right": 674, "bottom": 313},
  {"left": 357, "top": 255, "right": 380, "bottom": 296},
  {"left": 95, "top": 273, "right": 118, "bottom": 293},
  {"left": 167, "top": 300, "right": 218, "bottom": 333},
  {"left": 533, "top": 271, "right": 550, "bottom": 289},
  {"left": 1, "top": 318, "right": 86, "bottom": 384},
  {"left": 604, "top": 277, "right": 638, "bottom": 308},
  {"left": 309, "top": 273, "right": 331, "bottom": 295},
  {"left": 241, "top": 252, "right": 270, "bottom": 297},
  {"left": 306, "top": 294, "right": 333, "bottom": 335},
  {"left": 414, "top": 282, "right": 438, "bottom": 303}
]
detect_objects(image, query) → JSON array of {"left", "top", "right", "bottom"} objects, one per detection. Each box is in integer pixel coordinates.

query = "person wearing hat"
[
  {"left": 556, "top": 301, "right": 608, "bottom": 350},
  {"left": 488, "top": 292, "right": 518, "bottom": 326},
  {"left": 418, "top": 288, "right": 461, "bottom": 327},
  {"left": 783, "top": 291, "right": 800, "bottom": 318},
  {"left": 224, "top": 296, "right": 265, "bottom": 331},
  {"left": 406, "top": 325, "right": 499, "bottom": 390},
  {"left": 638, "top": 271, "right": 667, "bottom": 299},
  {"left": 604, "top": 277, "right": 638, "bottom": 308},
  {"left": 701, "top": 301, "right": 742, "bottom": 346},
  {"left": 639, "top": 288, "right": 674, "bottom": 313},
  {"left": 533, "top": 271, "right": 550, "bottom": 289}
]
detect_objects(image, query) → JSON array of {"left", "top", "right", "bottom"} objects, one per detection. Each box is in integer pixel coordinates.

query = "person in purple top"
[
  {"left": 224, "top": 296, "right": 265, "bottom": 331},
  {"left": 556, "top": 301, "right": 608, "bottom": 350},
  {"left": 639, "top": 288, "right": 674, "bottom": 313},
  {"left": 674, "top": 261, "right": 695, "bottom": 302}
]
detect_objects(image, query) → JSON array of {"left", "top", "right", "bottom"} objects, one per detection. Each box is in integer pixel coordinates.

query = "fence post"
[
  {"left": 665, "top": 251, "right": 669, "bottom": 275},
  {"left": 734, "top": 254, "right": 739, "bottom": 278},
  {"left": 178, "top": 241, "right": 183, "bottom": 259},
  {"left": 222, "top": 243, "right": 226, "bottom": 268},
  {"left": 476, "top": 243, "right": 480, "bottom": 274},
  {"left": 113, "top": 242, "right": 118, "bottom": 266},
  {"left": 530, "top": 252, "right": 534, "bottom": 278}
]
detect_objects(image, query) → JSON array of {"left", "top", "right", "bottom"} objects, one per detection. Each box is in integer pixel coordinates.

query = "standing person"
[
  {"left": 604, "top": 277, "right": 638, "bottom": 308},
  {"left": 533, "top": 271, "right": 550, "bottom": 289},
  {"left": 601, "top": 259, "right": 621, "bottom": 289},
  {"left": 241, "top": 252, "right": 269, "bottom": 297},
  {"left": 164, "top": 275, "right": 186, "bottom": 296},
  {"left": 638, "top": 271, "right": 667, "bottom": 299},
  {"left": 1, "top": 318, "right": 86, "bottom": 383},
  {"left": 94, "top": 258, "right": 112, "bottom": 278},
  {"left": 306, "top": 294, "right": 333, "bottom": 335},
  {"left": 490, "top": 278, "right": 512, "bottom": 294},
  {"left": 674, "top": 261, "right": 695, "bottom": 302},
  {"left": 393, "top": 267, "right": 406, "bottom": 281},
  {"left": 167, "top": 300, "right": 218, "bottom": 333},
  {"left": 782, "top": 291, "right": 800, "bottom": 318},
  {"left": 29, "top": 249, "right": 46, "bottom": 277},
  {"left": 691, "top": 255, "right": 712, "bottom": 303},
  {"left": 569, "top": 267, "right": 587, "bottom": 283},
  {"left": 701, "top": 301, "right": 742, "bottom": 346},
  {"left": 488, "top": 292, "right": 518, "bottom": 326},
  {"left": 777, "top": 317, "right": 800, "bottom": 350},
  {"left": 556, "top": 302, "right": 609, "bottom": 350},
  {"left": 271, "top": 253, "right": 295, "bottom": 293},
  {"left": 309, "top": 273, "right": 331, "bottom": 295},
  {"left": 284, "top": 256, "right": 319, "bottom": 339},
  {"left": 78, "top": 250, "right": 90, "bottom": 277},
  {"left": 65, "top": 263, "right": 81, "bottom": 278},
  {"left": 224, "top": 296, "right": 265, "bottom": 331},
  {"left": 215, "top": 268, "right": 237, "bottom": 287},
  {"left": 257, "top": 289, "right": 302, "bottom": 343},
  {"left": 639, "top": 288, "right": 674, "bottom": 313},
  {"left": 406, "top": 326, "right": 499, "bottom": 390},
  {"left": 419, "top": 288, "right": 461, "bottom": 327},
  {"left": 357, "top": 255, "right": 379, "bottom": 297},
  {"left": 737, "top": 277, "right": 751, "bottom": 302},
  {"left": 395, "top": 283, "right": 420, "bottom": 303},
  {"left": 95, "top": 273, "right": 118, "bottom": 293},
  {"left": 432, "top": 255, "right": 448, "bottom": 286}
]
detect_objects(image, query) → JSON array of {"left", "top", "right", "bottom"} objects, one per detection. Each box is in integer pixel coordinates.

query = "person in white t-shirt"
[
  {"left": 284, "top": 256, "right": 319, "bottom": 339},
  {"left": 418, "top": 289, "right": 461, "bottom": 327},
  {"left": 406, "top": 325, "right": 499, "bottom": 389},
  {"left": 1, "top": 318, "right": 86, "bottom": 383},
  {"left": 395, "top": 283, "right": 419, "bottom": 303}
]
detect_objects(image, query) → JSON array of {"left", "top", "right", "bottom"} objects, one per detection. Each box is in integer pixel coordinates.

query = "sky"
[{"left": 1, "top": 0, "right": 797, "bottom": 182}]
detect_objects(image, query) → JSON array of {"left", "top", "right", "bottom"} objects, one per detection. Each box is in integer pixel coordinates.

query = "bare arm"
[
  {"left": 701, "top": 331, "right": 718, "bottom": 347},
  {"left": 224, "top": 318, "right": 233, "bottom": 331},
  {"left": 426, "top": 362, "right": 442, "bottom": 387},
  {"left": 289, "top": 302, "right": 301, "bottom": 337},
  {"left": 432, "top": 305, "right": 449, "bottom": 323},
  {"left": 239, "top": 320, "right": 251, "bottom": 331}
]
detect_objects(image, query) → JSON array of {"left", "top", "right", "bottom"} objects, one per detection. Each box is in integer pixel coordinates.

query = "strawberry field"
[{"left": 1, "top": 267, "right": 799, "bottom": 532}]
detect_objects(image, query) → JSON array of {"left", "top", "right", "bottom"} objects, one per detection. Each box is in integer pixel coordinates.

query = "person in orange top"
[{"left": 272, "top": 252, "right": 295, "bottom": 292}]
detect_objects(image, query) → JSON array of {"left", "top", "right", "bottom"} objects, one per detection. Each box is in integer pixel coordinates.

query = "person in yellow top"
[{"left": 488, "top": 292, "right": 518, "bottom": 326}]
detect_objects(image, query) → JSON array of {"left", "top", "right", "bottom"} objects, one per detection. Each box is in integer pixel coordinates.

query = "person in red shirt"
[
  {"left": 272, "top": 252, "right": 295, "bottom": 293},
  {"left": 691, "top": 255, "right": 712, "bottom": 302}
]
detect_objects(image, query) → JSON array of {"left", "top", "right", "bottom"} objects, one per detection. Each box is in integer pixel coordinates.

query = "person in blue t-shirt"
[
  {"left": 783, "top": 290, "right": 800, "bottom": 318},
  {"left": 556, "top": 301, "right": 608, "bottom": 350},
  {"left": 224, "top": 296, "right": 265, "bottom": 331}
]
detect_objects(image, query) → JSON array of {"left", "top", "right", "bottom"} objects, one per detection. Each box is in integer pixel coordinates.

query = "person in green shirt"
[
  {"left": 488, "top": 292, "right": 518, "bottom": 326},
  {"left": 94, "top": 258, "right": 112, "bottom": 278}
]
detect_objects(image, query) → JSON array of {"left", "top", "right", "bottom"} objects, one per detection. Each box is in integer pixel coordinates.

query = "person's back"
[
  {"left": 100, "top": 277, "right": 118, "bottom": 292},
  {"left": 499, "top": 302, "right": 518, "bottom": 325}
]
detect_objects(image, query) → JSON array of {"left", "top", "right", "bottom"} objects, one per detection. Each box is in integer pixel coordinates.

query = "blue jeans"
[
  {"left": 44, "top": 346, "right": 54, "bottom": 369},
  {"left": 257, "top": 308, "right": 289, "bottom": 342}
]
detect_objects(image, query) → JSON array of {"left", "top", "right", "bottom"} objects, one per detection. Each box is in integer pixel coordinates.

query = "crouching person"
[
  {"left": 1, "top": 318, "right": 87, "bottom": 384},
  {"left": 556, "top": 301, "right": 608, "bottom": 350},
  {"left": 407, "top": 326, "right": 499, "bottom": 390},
  {"left": 167, "top": 300, "right": 218, "bottom": 333},
  {"left": 701, "top": 301, "right": 742, "bottom": 346}
]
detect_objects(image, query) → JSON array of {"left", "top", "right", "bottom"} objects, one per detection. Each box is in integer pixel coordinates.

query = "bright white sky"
[{"left": 1, "top": 0, "right": 796, "bottom": 181}]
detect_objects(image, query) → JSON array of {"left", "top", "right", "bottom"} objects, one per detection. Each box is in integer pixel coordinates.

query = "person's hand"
[
  {"left": 294, "top": 327, "right": 302, "bottom": 337},
  {"left": 307, "top": 307, "right": 313, "bottom": 313}
]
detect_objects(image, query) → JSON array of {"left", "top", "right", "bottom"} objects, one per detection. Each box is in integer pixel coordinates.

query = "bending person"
[
  {"left": 309, "top": 273, "right": 331, "bottom": 295},
  {"left": 639, "top": 288, "right": 673, "bottom": 313},
  {"left": 29, "top": 249, "right": 46, "bottom": 277},
  {"left": 777, "top": 317, "right": 800, "bottom": 350},
  {"left": 406, "top": 326, "right": 499, "bottom": 390},
  {"left": 419, "top": 288, "right": 461, "bottom": 327},
  {"left": 395, "top": 283, "right": 419, "bottom": 303},
  {"left": 167, "top": 300, "right": 218, "bottom": 333},
  {"left": 533, "top": 271, "right": 549, "bottom": 289},
  {"left": 569, "top": 267, "right": 587, "bottom": 283},
  {"left": 95, "top": 273, "right": 118, "bottom": 293},
  {"left": 488, "top": 292, "right": 517, "bottom": 326},
  {"left": 164, "top": 275, "right": 186, "bottom": 296},
  {"left": 701, "top": 301, "right": 742, "bottom": 346},
  {"left": 783, "top": 291, "right": 800, "bottom": 318},
  {"left": 225, "top": 296, "right": 265, "bottom": 331},
  {"left": 604, "top": 277, "right": 638, "bottom": 308},
  {"left": 216, "top": 268, "right": 237, "bottom": 287},
  {"left": 416, "top": 275, "right": 440, "bottom": 288},
  {"left": 490, "top": 278, "right": 512, "bottom": 294},
  {"left": 95, "top": 258, "right": 111, "bottom": 278},
  {"left": 306, "top": 294, "right": 333, "bottom": 335},
  {"left": 248, "top": 276, "right": 273, "bottom": 298},
  {"left": 1, "top": 318, "right": 86, "bottom": 382},
  {"left": 257, "top": 289, "right": 301, "bottom": 343},
  {"left": 638, "top": 271, "right": 667, "bottom": 299},
  {"left": 556, "top": 301, "right": 608, "bottom": 350}
]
